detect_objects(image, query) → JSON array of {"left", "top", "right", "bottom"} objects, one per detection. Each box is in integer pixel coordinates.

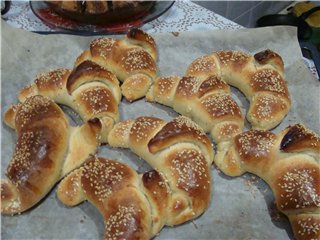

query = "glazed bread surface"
[
  {"left": 215, "top": 124, "right": 320, "bottom": 240},
  {"left": 186, "top": 49, "right": 291, "bottom": 130}
]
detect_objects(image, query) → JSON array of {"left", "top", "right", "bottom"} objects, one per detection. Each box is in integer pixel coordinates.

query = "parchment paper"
[{"left": 1, "top": 21, "right": 319, "bottom": 240}]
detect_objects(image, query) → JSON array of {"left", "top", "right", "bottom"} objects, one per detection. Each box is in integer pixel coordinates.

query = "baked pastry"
[
  {"left": 18, "top": 60, "right": 121, "bottom": 143},
  {"left": 58, "top": 156, "right": 155, "bottom": 239},
  {"left": 58, "top": 116, "right": 214, "bottom": 239},
  {"left": 186, "top": 49, "right": 291, "bottom": 130},
  {"left": 1, "top": 95, "right": 101, "bottom": 214},
  {"left": 75, "top": 28, "right": 157, "bottom": 102},
  {"left": 215, "top": 124, "right": 320, "bottom": 240},
  {"left": 45, "top": 1, "right": 155, "bottom": 24},
  {"left": 146, "top": 75, "right": 244, "bottom": 143},
  {"left": 107, "top": 116, "right": 213, "bottom": 224}
]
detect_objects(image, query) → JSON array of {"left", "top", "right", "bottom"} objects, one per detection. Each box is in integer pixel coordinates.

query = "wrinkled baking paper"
[{"left": 1, "top": 21, "right": 319, "bottom": 239}]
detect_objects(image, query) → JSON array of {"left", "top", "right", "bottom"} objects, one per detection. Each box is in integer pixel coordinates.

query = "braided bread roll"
[
  {"left": 57, "top": 116, "right": 214, "bottom": 239},
  {"left": 57, "top": 156, "right": 155, "bottom": 239},
  {"left": 75, "top": 29, "right": 157, "bottom": 102},
  {"left": 146, "top": 75, "right": 244, "bottom": 143},
  {"left": 107, "top": 116, "right": 214, "bottom": 225},
  {"left": 186, "top": 49, "right": 291, "bottom": 130},
  {"left": 18, "top": 60, "right": 121, "bottom": 143},
  {"left": 215, "top": 124, "right": 320, "bottom": 240},
  {"left": 1, "top": 95, "right": 101, "bottom": 214}
]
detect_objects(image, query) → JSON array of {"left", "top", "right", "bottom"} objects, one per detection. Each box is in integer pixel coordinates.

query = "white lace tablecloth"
[{"left": 2, "top": 0, "right": 318, "bottom": 78}]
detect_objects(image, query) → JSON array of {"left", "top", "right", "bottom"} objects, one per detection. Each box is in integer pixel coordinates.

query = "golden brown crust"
[
  {"left": 57, "top": 156, "right": 153, "bottom": 240},
  {"left": 248, "top": 93, "right": 290, "bottom": 130},
  {"left": 73, "top": 85, "right": 118, "bottom": 119},
  {"left": 165, "top": 148, "right": 211, "bottom": 207},
  {"left": 148, "top": 116, "right": 213, "bottom": 161},
  {"left": 56, "top": 168, "right": 85, "bottom": 207},
  {"left": 107, "top": 116, "right": 214, "bottom": 231},
  {"left": 14, "top": 95, "right": 67, "bottom": 131},
  {"left": 67, "top": 60, "right": 118, "bottom": 94},
  {"left": 198, "top": 75, "right": 229, "bottom": 97},
  {"left": 126, "top": 28, "right": 157, "bottom": 61},
  {"left": 215, "top": 123, "right": 320, "bottom": 240},
  {"left": 120, "top": 49, "right": 156, "bottom": 77},
  {"left": 141, "top": 170, "right": 169, "bottom": 234},
  {"left": 104, "top": 189, "right": 151, "bottom": 240},
  {"left": 289, "top": 214, "right": 320, "bottom": 240},
  {"left": 175, "top": 76, "right": 201, "bottom": 99},
  {"left": 216, "top": 50, "right": 251, "bottom": 70},
  {"left": 234, "top": 129, "right": 277, "bottom": 168},
  {"left": 18, "top": 69, "right": 70, "bottom": 103},
  {"left": 85, "top": 36, "right": 157, "bottom": 78},
  {"left": 280, "top": 124, "right": 320, "bottom": 154},
  {"left": 200, "top": 93, "right": 243, "bottom": 121},
  {"left": 147, "top": 75, "right": 244, "bottom": 143},
  {"left": 271, "top": 158, "right": 320, "bottom": 213},
  {"left": 1, "top": 96, "right": 69, "bottom": 214},
  {"left": 186, "top": 55, "right": 218, "bottom": 79},
  {"left": 186, "top": 49, "right": 291, "bottom": 131},
  {"left": 34, "top": 68, "right": 70, "bottom": 91},
  {"left": 249, "top": 69, "right": 289, "bottom": 98},
  {"left": 128, "top": 116, "right": 166, "bottom": 149},
  {"left": 145, "top": 76, "right": 180, "bottom": 106},
  {"left": 121, "top": 74, "right": 152, "bottom": 102},
  {"left": 17, "top": 65, "right": 121, "bottom": 143},
  {"left": 1, "top": 180, "right": 20, "bottom": 214},
  {"left": 254, "top": 49, "right": 284, "bottom": 74},
  {"left": 80, "top": 157, "right": 137, "bottom": 212},
  {"left": 75, "top": 30, "right": 157, "bottom": 102}
]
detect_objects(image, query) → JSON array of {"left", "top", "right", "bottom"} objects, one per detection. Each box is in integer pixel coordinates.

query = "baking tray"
[{"left": 1, "top": 21, "right": 319, "bottom": 239}]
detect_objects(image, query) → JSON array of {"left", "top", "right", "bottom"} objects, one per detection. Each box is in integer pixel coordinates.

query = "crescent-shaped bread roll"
[
  {"left": 75, "top": 29, "right": 157, "bottom": 102},
  {"left": 146, "top": 75, "right": 244, "bottom": 143},
  {"left": 58, "top": 116, "right": 213, "bottom": 239},
  {"left": 186, "top": 49, "right": 291, "bottom": 130},
  {"left": 18, "top": 60, "right": 121, "bottom": 143},
  {"left": 215, "top": 124, "right": 320, "bottom": 240},
  {"left": 1, "top": 96, "right": 101, "bottom": 214}
]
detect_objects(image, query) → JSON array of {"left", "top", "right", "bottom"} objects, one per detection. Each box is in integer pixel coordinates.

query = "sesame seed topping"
[
  {"left": 188, "top": 55, "right": 216, "bottom": 73},
  {"left": 201, "top": 93, "right": 241, "bottom": 117},
  {"left": 169, "top": 148, "right": 209, "bottom": 192},
  {"left": 216, "top": 51, "right": 250, "bottom": 65},
  {"left": 250, "top": 69, "right": 287, "bottom": 95},
  {"left": 82, "top": 157, "right": 124, "bottom": 202},
  {"left": 130, "top": 117, "right": 163, "bottom": 143},
  {"left": 7, "top": 131, "right": 44, "bottom": 186},
  {"left": 174, "top": 116, "right": 207, "bottom": 137},
  {"left": 121, "top": 49, "right": 156, "bottom": 73},
  {"left": 35, "top": 69, "right": 69, "bottom": 90},
  {"left": 91, "top": 38, "right": 116, "bottom": 60},
  {"left": 177, "top": 76, "right": 201, "bottom": 97},
  {"left": 156, "top": 77, "right": 178, "bottom": 96},
  {"left": 78, "top": 86, "right": 113, "bottom": 118},
  {"left": 236, "top": 130, "right": 276, "bottom": 158},
  {"left": 278, "top": 168, "right": 320, "bottom": 209},
  {"left": 296, "top": 217, "right": 320, "bottom": 236},
  {"left": 105, "top": 205, "right": 137, "bottom": 239},
  {"left": 15, "top": 96, "right": 55, "bottom": 129},
  {"left": 252, "top": 95, "right": 280, "bottom": 119}
]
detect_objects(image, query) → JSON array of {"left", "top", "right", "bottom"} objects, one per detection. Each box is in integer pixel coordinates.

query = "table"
[
  {"left": 1, "top": 2, "right": 319, "bottom": 240},
  {"left": 2, "top": 0, "right": 242, "bottom": 32},
  {"left": 2, "top": 0, "right": 318, "bottom": 78}
]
